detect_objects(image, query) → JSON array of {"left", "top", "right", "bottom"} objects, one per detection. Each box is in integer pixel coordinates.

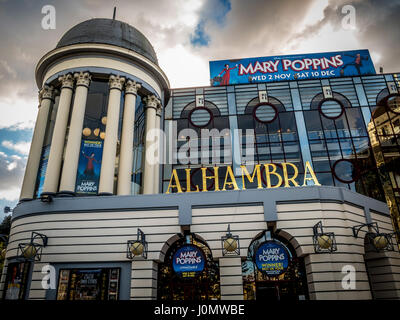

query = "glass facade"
[
  {"left": 32, "top": 72, "right": 400, "bottom": 234},
  {"left": 163, "top": 74, "right": 400, "bottom": 234}
]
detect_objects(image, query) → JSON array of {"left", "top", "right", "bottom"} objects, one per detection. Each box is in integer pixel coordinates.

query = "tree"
[{"left": 0, "top": 215, "right": 11, "bottom": 236}]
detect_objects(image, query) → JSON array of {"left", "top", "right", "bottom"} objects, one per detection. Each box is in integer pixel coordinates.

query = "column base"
[
  {"left": 98, "top": 192, "right": 113, "bottom": 196},
  {"left": 57, "top": 190, "right": 76, "bottom": 197},
  {"left": 19, "top": 198, "right": 34, "bottom": 203}
]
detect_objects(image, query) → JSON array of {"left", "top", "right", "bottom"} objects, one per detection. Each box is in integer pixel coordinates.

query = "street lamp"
[
  {"left": 312, "top": 221, "right": 337, "bottom": 253},
  {"left": 127, "top": 228, "right": 148, "bottom": 259},
  {"left": 221, "top": 224, "right": 240, "bottom": 256}
]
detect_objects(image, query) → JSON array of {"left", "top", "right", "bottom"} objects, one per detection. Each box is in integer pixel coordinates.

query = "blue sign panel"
[
  {"left": 172, "top": 244, "right": 205, "bottom": 278},
  {"left": 255, "top": 241, "right": 290, "bottom": 276},
  {"left": 36, "top": 145, "right": 50, "bottom": 197},
  {"left": 209, "top": 49, "right": 376, "bottom": 86},
  {"left": 75, "top": 139, "right": 103, "bottom": 195}
]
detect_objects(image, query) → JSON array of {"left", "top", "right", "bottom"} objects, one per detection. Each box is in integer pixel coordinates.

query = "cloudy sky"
[{"left": 0, "top": 0, "right": 399, "bottom": 218}]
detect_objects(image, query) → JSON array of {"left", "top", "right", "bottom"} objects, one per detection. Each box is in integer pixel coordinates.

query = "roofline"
[{"left": 35, "top": 42, "right": 170, "bottom": 96}]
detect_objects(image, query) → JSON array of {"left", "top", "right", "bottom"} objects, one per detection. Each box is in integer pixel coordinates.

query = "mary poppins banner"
[
  {"left": 75, "top": 139, "right": 103, "bottom": 195},
  {"left": 209, "top": 49, "right": 376, "bottom": 86}
]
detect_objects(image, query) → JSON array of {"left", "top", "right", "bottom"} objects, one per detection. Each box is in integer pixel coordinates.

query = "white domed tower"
[{"left": 20, "top": 18, "right": 169, "bottom": 201}]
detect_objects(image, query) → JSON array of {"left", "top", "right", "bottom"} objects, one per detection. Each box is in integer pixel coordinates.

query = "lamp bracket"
[
  {"left": 31, "top": 232, "right": 48, "bottom": 247},
  {"left": 352, "top": 222, "right": 379, "bottom": 238}
]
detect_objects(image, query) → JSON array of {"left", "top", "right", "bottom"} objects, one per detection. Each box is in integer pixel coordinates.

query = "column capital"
[
  {"left": 38, "top": 85, "right": 54, "bottom": 103},
  {"left": 74, "top": 72, "right": 91, "bottom": 88},
  {"left": 156, "top": 103, "right": 163, "bottom": 117},
  {"left": 109, "top": 75, "right": 125, "bottom": 91},
  {"left": 143, "top": 95, "right": 161, "bottom": 110},
  {"left": 125, "top": 80, "right": 141, "bottom": 95},
  {"left": 58, "top": 73, "right": 74, "bottom": 90}
]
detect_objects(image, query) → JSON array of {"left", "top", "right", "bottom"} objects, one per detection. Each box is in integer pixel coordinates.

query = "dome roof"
[{"left": 56, "top": 18, "right": 158, "bottom": 65}]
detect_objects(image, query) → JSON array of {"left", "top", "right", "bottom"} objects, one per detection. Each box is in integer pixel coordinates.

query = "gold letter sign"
[{"left": 166, "top": 161, "right": 320, "bottom": 193}]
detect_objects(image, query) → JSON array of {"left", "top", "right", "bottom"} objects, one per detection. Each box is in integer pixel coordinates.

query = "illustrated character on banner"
[
  {"left": 82, "top": 151, "right": 101, "bottom": 179},
  {"left": 218, "top": 63, "right": 238, "bottom": 85},
  {"left": 340, "top": 53, "right": 369, "bottom": 75}
]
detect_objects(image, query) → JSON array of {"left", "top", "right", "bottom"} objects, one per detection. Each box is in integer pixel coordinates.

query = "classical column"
[
  {"left": 153, "top": 104, "right": 162, "bottom": 194},
  {"left": 19, "top": 85, "right": 54, "bottom": 200},
  {"left": 42, "top": 73, "right": 74, "bottom": 196},
  {"left": 142, "top": 95, "right": 160, "bottom": 194},
  {"left": 58, "top": 72, "right": 91, "bottom": 195},
  {"left": 117, "top": 80, "right": 141, "bottom": 195},
  {"left": 98, "top": 75, "right": 125, "bottom": 195}
]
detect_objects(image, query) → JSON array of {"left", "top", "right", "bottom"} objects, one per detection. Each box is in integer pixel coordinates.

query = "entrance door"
[
  {"left": 256, "top": 282, "right": 279, "bottom": 300},
  {"left": 242, "top": 231, "right": 309, "bottom": 301}
]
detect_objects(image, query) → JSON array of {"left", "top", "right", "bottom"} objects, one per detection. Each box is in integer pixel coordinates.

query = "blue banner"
[
  {"left": 209, "top": 49, "right": 376, "bottom": 86},
  {"left": 172, "top": 244, "right": 205, "bottom": 278},
  {"left": 75, "top": 139, "right": 103, "bottom": 195},
  {"left": 36, "top": 145, "right": 50, "bottom": 198},
  {"left": 255, "top": 241, "right": 290, "bottom": 276}
]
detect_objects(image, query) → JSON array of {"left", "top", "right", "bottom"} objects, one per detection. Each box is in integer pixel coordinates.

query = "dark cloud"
[
  {"left": 288, "top": 0, "right": 400, "bottom": 72},
  {"left": 197, "top": 0, "right": 315, "bottom": 59}
]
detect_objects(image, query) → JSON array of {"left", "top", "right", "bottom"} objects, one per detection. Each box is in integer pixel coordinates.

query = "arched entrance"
[
  {"left": 242, "top": 230, "right": 309, "bottom": 300},
  {"left": 157, "top": 234, "right": 220, "bottom": 300},
  {"left": 363, "top": 234, "right": 400, "bottom": 299}
]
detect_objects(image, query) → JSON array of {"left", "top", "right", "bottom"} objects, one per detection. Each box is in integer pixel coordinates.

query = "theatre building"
[{"left": 1, "top": 18, "right": 400, "bottom": 301}]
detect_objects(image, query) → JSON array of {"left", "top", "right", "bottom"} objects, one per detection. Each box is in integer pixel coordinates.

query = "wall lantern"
[
  {"left": 352, "top": 222, "right": 394, "bottom": 252},
  {"left": 221, "top": 224, "right": 240, "bottom": 256},
  {"left": 40, "top": 192, "right": 54, "bottom": 203},
  {"left": 312, "top": 221, "right": 337, "bottom": 253},
  {"left": 0, "top": 234, "right": 8, "bottom": 260},
  {"left": 127, "top": 228, "right": 148, "bottom": 259},
  {"left": 17, "top": 232, "right": 48, "bottom": 261}
]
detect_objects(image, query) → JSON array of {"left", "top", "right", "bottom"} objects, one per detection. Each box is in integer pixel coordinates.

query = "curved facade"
[{"left": 1, "top": 18, "right": 400, "bottom": 301}]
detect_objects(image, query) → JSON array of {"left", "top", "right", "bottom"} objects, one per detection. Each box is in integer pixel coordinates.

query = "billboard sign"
[
  {"left": 209, "top": 49, "right": 376, "bottom": 86},
  {"left": 75, "top": 139, "right": 103, "bottom": 195},
  {"left": 172, "top": 244, "right": 205, "bottom": 278},
  {"left": 254, "top": 241, "right": 290, "bottom": 276}
]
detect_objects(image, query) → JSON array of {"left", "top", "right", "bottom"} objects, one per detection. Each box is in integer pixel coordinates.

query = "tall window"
[
  {"left": 304, "top": 92, "right": 385, "bottom": 201},
  {"left": 132, "top": 95, "right": 145, "bottom": 195},
  {"left": 164, "top": 101, "right": 231, "bottom": 192},
  {"left": 237, "top": 96, "right": 303, "bottom": 188}
]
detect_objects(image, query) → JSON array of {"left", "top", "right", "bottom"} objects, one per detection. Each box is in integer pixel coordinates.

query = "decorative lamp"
[
  {"left": 221, "top": 224, "right": 240, "bottom": 256},
  {"left": 127, "top": 228, "right": 148, "bottom": 259},
  {"left": 312, "top": 221, "right": 337, "bottom": 253},
  {"left": 17, "top": 232, "right": 48, "bottom": 261},
  {"left": 352, "top": 222, "right": 394, "bottom": 252}
]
